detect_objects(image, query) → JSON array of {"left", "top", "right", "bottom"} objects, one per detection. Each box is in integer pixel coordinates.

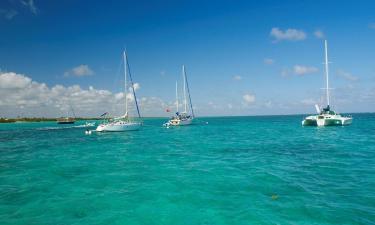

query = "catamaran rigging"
[{"left": 302, "top": 40, "right": 352, "bottom": 126}]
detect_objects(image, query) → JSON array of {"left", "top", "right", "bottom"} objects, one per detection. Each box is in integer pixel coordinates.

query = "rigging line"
[
  {"left": 69, "top": 104, "right": 77, "bottom": 118},
  {"left": 125, "top": 53, "right": 141, "bottom": 118},
  {"left": 184, "top": 67, "right": 195, "bottom": 118}
]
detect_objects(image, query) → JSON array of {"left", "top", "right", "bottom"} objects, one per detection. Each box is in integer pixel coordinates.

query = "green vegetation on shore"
[{"left": 0, "top": 117, "right": 101, "bottom": 123}]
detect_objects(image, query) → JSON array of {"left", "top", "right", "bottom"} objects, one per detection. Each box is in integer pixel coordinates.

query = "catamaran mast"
[
  {"left": 123, "top": 51, "right": 128, "bottom": 116},
  {"left": 324, "top": 40, "right": 330, "bottom": 107},
  {"left": 183, "top": 65, "right": 187, "bottom": 113},
  {"left": 175, "top": 81, "right": 179, "bottom": 112}
]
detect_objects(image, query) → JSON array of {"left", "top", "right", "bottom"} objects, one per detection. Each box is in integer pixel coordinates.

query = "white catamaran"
[
  {"left": 302, "top": 40, "right": 352, "bottom": 126},
  {"left": 164, "top": 65, "right": 195, "bottom": 127},
  {"left": 96, "top": 51, "right": 142, "bottom": 132}
]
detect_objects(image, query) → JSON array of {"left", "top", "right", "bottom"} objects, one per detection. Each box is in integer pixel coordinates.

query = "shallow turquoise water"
[{"left": 0, "top": 114, "right": 374, "bottom": 224}]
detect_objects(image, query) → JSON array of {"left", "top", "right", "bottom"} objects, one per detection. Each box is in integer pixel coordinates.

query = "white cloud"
[
  {"left": 314, "top": 30, "right": 325, "bottom": 39},
  {"left": 0, "top": 9, "right": 18, "bottom": 20},
  {"left": 264, "top": 101, "right": 272, "bottom": 108},
  {"left": 126, "top": 83, "right": 141, "bottom": 101},
  {"left": 337, "top": 70, "right": 359, "bottom": 81},
  {"left": 0, "top": 71, "right": 168, "bottom": 118},
  {"left": 280, "top": 68, "right": 290, "bottom": 77},
  {"left": 133, "top": 82, "right": 140, "bottom": 91},
  {"left": 0, "top": 72, "right": 32, "bottom": 89},
  {"left": 293, "top": 65, "right": 318, "bottom": 75},
  {"left": 65, "top": 65, "right": 94, "bottom": 77},
  {"left": 139, "top": 97, "right": 169, "bottom": 116},
  {"left": 207, "top": 101, "right": 218, "bottom": 109},
  {"left": 301, "top": 98, "right": 316, "bottom": 105},
  {"left": 264, "top": 58, "right": 274, "bottom": 65},
  {"left": 233, "top": 75, "right": 242, "bottom": 80},
  {"left": 21, "top": 0, "right": 38, "bottom": 15},
  {"left": 115, "top": 92, "right": 124, "bottom": 100},
  {"left": 126, "top": 93, "right": 134, "bottom": 102},
  {"left": 270, "top": 27, "right": 306, "bottom": 42},
  {"left": 242, "top": 94, "right": 256, "bottom": 105}
]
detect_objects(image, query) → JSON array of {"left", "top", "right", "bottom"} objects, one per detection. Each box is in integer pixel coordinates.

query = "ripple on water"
[{"left": 0, "top": 115, "right": 374, "bottom": 224}]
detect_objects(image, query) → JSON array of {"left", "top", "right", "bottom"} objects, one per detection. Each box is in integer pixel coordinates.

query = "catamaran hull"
[
  {"left": 96, "top": 123, "right": 141, "bottom": 132},
  {"left": 301, "top": 119, "right": 317, "bottom": 126},
  {"left": 302, "top": 118, "right": 352, "bottom": 126}
]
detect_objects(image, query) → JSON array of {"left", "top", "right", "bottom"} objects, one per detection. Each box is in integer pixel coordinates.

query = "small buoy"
[{"left": 271, "top": 194, "right": 278, "bottom": 200}]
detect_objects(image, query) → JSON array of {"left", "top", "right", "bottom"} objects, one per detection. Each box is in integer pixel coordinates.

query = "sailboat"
[
  {"left": 96, "top": 51, "right": 142, "bottom": 132},
  {"left": 164, "top": 65, "right": 195, "bottom": 126},
  {"left": 57, "top": 105, "right": 76, "bottom": 124},
  {"left": 302, "top": 40, "right": 352, "bottom": 126}
]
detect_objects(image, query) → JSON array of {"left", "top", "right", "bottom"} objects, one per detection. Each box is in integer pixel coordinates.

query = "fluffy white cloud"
[
  {"left": 337, "top": 70, "right": 359, "bottom": 81},
  {"left": 314, "top": 30, "right": 325, "bottom": 39},
  {"left": 0, "top": 72, "right": 32, "bottom": 89},
  {"left": 242, "top": 94, "right": 256, "bottom": 104},
  {"left": 0, "top": 71, "right": 168, "bottom": 118},
  {"left": 293, "top": 65, "right": 318, "bottom": 75},
  {"left": 264, "top": 58, "right": 275, "bottom": 65},
  {"left": 132, "top": 82, "right": 140, "bottom": 91},
  {"left": 233, "top": 75, "right": 242, "bottom": 80},
  {"left": 270, "top": 27, "right": 306, "bottom": 42},
  {"left": 64, "top": 65, "right": 94, "bottom": 77},
  {"left": 21, "top": 0, "right": 38, "bottom": 15}
]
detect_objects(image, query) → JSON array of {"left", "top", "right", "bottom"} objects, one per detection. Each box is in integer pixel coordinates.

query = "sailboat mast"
[
  {"left": 123, "top": 51, "right": 128, "bottom": 115},
  {"left": 184, "top": 66, "right": 195, "bottom": 118},
  {"left": 183, "top": 65, "right": 187, "bottom": 113},
  {"left": 176, "top": 81, "right": 179, "bottom": 112},
  {"left": 324, "top": 40, "right": 330, "bottom": 106}
]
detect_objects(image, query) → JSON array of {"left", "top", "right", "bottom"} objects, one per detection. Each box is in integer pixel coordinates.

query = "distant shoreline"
[
  {"left": 1, "top": 112, "right": 373, "bottom": 123},
  {"left": 0, "top": 117, "right": 102, "bottom": 123}
]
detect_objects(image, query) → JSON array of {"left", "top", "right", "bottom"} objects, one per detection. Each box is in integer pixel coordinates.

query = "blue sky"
[{"left": 0, "top": 0, "right": 375, "bottom": 117}]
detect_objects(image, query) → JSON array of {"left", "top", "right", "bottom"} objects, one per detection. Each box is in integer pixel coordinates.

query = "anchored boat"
[
  {"left": 164, "top": 65, "right": 195, "bottom": 127},
  {"left": 96, "top": 51, "right": 142, "bottom": 132},
  {"left": 57, "top": 105, "right": 76, "bottom": 124},
  {"left": 56, "top": 117, "right": 75, "bottom": 124},
  {"left": 302, "top": 40, "right": 352, "bottom": 126}
]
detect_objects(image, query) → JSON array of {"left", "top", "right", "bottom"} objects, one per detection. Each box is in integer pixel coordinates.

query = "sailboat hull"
[
  {"left": 96, "top": 122, "right": 141, "bottom": 132},
  {"left": 166, "top": 118, "right": 193, "bottom": 126}
]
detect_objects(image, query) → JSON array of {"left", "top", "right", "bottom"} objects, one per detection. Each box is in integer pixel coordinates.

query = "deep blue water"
[{"left": 0, "top": 114, "right": 374, "bottom": 224}]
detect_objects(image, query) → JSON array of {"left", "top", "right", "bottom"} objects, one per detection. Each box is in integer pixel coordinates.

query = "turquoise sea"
[{"left": 0, "top": 114, "right": 374, "bottom": 225}]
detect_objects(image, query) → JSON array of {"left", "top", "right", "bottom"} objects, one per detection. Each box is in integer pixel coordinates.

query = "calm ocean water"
[{"left": 0, "top": 114, "right": 374, "bottom": 225}]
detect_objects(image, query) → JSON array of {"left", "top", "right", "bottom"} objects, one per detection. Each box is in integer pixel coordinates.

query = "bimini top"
[{"left": 321, "top": 105, "right": 337, "bottom": 115}]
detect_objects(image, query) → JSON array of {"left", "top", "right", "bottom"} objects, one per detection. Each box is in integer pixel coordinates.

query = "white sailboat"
[
  {"left": 164, "top": 65, "right": 195, "bottom": 126},
  {"left": 96, "top": 51, "right": 142, "bottom": 132},
  {"left": 302, "top": 40, "right": 352, "bottom": 126}
]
